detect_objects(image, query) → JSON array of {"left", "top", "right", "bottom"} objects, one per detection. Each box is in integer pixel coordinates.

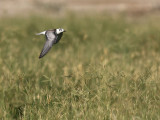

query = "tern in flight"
[{"left": 36, "top": 28, "right": 66, "bottom": 58}]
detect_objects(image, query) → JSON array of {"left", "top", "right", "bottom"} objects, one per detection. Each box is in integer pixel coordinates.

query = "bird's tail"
[{"left": 36, "top": 31, "right": 46, "bottom": 35}]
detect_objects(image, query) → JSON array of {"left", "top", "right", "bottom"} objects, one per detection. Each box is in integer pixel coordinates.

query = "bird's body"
[{"left": 36, "top": 28, "right": 66, "bottom": 58}]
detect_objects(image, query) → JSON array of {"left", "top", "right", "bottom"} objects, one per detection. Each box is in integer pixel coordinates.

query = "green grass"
[{"left": 0, "top": 14, "right": 160, "bottom": 119}]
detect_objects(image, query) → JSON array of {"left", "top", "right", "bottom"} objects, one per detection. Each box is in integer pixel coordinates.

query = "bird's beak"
[{"left": 64, "top": 30, "right": 66, "bottom": 32}]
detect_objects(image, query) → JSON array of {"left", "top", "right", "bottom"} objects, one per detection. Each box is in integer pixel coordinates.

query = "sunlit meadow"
[{"left": 0, "top": 14, "right": 160, "bottom": 119}]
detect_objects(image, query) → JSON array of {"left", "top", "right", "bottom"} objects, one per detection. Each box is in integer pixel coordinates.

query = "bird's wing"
[
  {"left": 56, "top": 33, "right": 63, "bottom": 43},
  {"left": 39, "top": 31, "right": 56, "bottom": 58},
  {"left": 45, "top": 30, "right": 56, "bottom": 42},
  {"left": 39, "top": 40, "right": 53, "bottom": 58}
]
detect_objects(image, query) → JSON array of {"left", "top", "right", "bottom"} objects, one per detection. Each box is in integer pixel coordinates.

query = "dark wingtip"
[{"left": 39, "top": 55, "right": 42, "bottom": 59}]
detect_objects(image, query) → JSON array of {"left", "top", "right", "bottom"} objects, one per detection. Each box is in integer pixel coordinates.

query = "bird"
[{"left": 36, "top": 28, "right": 66, "bottom": 59}]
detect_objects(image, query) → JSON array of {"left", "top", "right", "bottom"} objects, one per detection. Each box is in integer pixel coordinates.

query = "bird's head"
[{"left": 56, "top": 28, "right": 66, "bottom": 34}]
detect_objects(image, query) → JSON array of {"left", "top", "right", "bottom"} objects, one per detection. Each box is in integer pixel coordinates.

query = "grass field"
[{"left": 0, "top": 14, "right": 160, "bottom": 119}]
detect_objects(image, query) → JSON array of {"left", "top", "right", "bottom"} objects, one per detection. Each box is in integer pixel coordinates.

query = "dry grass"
[{"left": 0, "top": 14, "right": 160, "bottom": 119}]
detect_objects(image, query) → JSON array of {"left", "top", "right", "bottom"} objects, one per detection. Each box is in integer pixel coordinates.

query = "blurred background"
[
  {"left": 0, "top": 0, "right": 160, "bottom": 17},
  {"left": 1, "top": 0, "right": 160, "bottom": 119}
]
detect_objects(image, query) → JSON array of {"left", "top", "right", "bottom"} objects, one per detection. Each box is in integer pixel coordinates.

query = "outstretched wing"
[
  {"left": 39, "top": 31, "right": 56, "bottom": 58},
  {"left": 55, "top": 33, "right": 63, "bottom": 44},
  {"left": 39, "top": 40, "right": 53, "bottom": 58}
]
